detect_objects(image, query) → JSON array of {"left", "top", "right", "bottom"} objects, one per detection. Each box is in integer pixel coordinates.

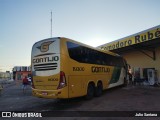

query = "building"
[
  {"left": 98, "top": 25, "right": 160, "bottom": 85},
  {"left": 13, "top": 66, "right": 31, "bottom": 80},
  {"left": 0, "top": 71, "right": 11, "bottom": 80}
]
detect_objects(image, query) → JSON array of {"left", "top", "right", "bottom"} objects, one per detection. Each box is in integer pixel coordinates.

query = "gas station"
[{"left": 98, "top": 25, "right": 160, "bottom": 85}]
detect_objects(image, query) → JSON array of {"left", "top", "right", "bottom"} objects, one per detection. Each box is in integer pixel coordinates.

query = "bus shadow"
[
  {"left": 53, "top": 89, "right": 123, "bottom": 110},
  {"left": 40, "top": 97, "right": 86, "bottom": 111},
  {"left": 52, "top": 97, "right": 85, "bottom": 110},
  {"left": 39, "top": 86, "right": 124, "bottom": 111}
]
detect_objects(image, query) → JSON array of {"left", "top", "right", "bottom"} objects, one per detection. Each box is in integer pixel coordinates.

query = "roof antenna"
[{"left": 50, "top": 10, "right": 52, "bottom": 38}]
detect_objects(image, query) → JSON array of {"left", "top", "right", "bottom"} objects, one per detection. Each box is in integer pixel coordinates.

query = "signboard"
[{"left": 99, "top": 25, "right": 160, "bottom": 51}]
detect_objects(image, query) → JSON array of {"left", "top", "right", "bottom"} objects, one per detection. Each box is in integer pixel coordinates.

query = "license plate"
[{"left": 42, "top": 92, "right": 48, "bottom": 95}]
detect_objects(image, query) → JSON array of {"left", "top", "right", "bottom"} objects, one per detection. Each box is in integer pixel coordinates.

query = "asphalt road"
[{"left": 0, "top": 80, "right": 160, "bottom": 120}]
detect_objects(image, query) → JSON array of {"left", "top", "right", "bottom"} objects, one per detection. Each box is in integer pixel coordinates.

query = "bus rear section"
[{"left": 31, "top": 38, "right": 68, "bottom": 98}]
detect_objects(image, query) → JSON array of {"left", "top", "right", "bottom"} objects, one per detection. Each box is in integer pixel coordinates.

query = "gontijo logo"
[{"left": 37, "top": 41, "right": 54, "bottom": 52}]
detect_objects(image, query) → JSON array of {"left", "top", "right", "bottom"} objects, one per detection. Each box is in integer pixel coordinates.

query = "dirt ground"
[{"left": 0, "top": 80, "right": 160, "bottom": 120}]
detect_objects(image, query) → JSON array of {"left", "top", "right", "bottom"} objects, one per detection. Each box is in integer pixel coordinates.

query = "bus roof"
[
  {"left": 33, "top": 37, "right": 120, "bottom": 57},
  {"left": 61, "top": 37, "right": 120, "bottom": 57}
]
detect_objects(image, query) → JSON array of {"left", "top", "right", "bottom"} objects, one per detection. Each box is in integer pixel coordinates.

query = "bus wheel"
[
  {"left": 86, "top": 83, "right": 95, "bottom": 100},
  {"left": 123, "top": 77, "right": 127, "bottom": 87},
  {"left": 95, "top": 82, "right": 103, "bottom": 97}
]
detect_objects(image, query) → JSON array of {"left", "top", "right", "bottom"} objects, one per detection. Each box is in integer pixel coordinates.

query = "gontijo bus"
[{"left": 31, "top": 37, "right": 127, "bottom": 99}]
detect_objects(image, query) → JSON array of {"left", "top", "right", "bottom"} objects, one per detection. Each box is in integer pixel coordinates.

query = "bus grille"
[{"left": 34, "top": 63, "right": 57, "bottom": 71}]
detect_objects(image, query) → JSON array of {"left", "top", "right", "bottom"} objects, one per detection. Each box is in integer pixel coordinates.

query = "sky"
[{"left": 0, "top": 0, "right": 160, "bottom": 72}]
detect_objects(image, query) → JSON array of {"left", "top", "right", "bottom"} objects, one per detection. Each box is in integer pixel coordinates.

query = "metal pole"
[{"left": 51, "top": 10, "right": 52, "bottom": 38}]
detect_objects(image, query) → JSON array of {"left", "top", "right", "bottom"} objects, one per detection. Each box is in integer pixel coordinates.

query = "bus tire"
[
  {"left": 123, "top": 77, "right": 127, "bottom": 87},
  {"left": 86, "top": 83, "right": 95, "bottom": 100},
  {"left": 95, "top": 82, "right": 103, "bottom": 97}
]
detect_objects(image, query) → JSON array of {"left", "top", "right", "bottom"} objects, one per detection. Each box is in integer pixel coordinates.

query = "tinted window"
[{"left": 67, "top": 42, "right": 124, "bottom": 67}]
